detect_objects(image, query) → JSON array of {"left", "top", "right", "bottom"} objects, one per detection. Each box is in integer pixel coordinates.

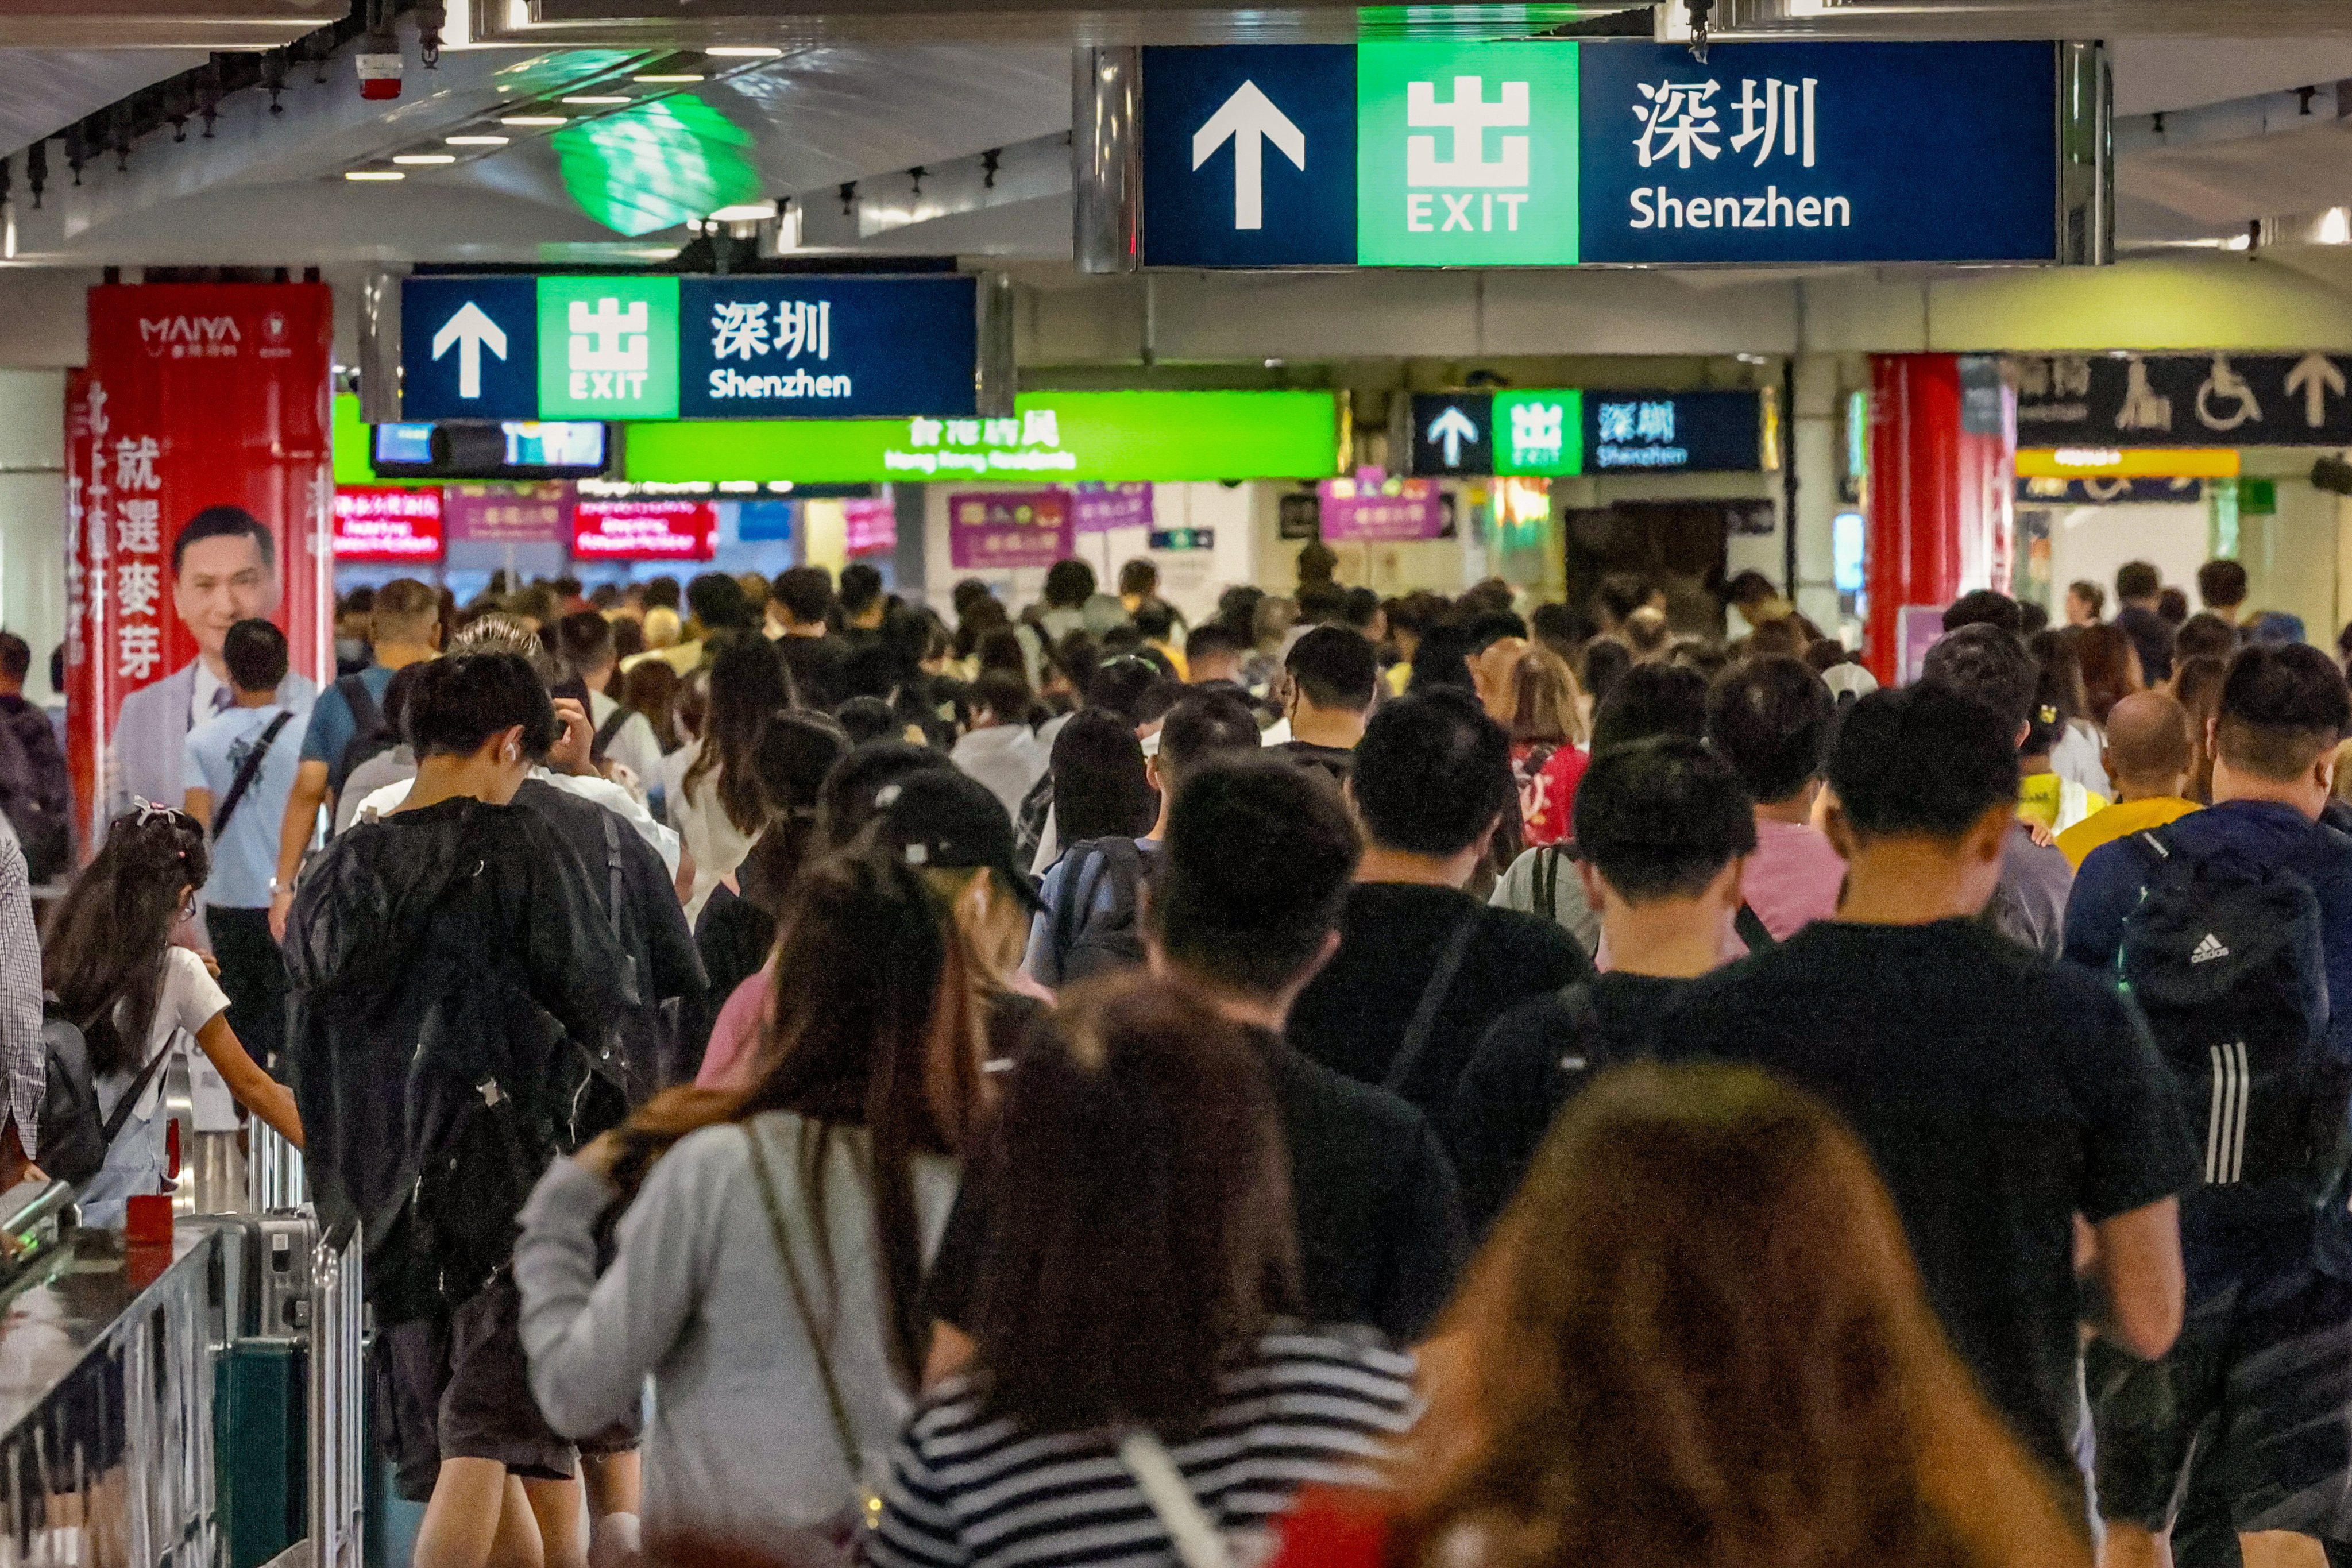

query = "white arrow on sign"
[
  {"left": 431, "top": 301, "right": 509, "bottom": 400},
  {"left": 1192, "top": 80, "right": 1306, "bottom": 233},
  {"left": 1428, "top": 405, "right": 1479, "bottom": 468},
  {"left": 2287, "top": 352, "right": 2346, "bottom": 427}
]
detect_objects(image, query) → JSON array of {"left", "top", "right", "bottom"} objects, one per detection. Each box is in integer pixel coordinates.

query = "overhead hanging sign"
[
  {"left": 949, "top": 491, "right": 1073, "bottom": 570},
  {"left": 623, "top": 391, "right": 1343, "bottom": 485},
  {"left": 401, "top": 273, "right": 981, "bottom": 423},
  {"left": 2011, "top": 352, "right": 2352, "bottom": 448},
  {"left": 1140, "top": 41, "right": 2061, "bottom": 268},
  {"left": 1584, "top": 390, "right": 1762, "bottom": 472},
  {"left": 1411, "top": 388, "right": 1758, "bottom": 474},
  {"left": 334, "top": 486, "right": 445, "bottom": 563},
  {"left": 571, "top": 497, "right": 719, "bottom": 561}
]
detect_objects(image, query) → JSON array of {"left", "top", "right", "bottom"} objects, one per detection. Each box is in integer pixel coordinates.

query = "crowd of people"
[{"left": 4, "top": 544, "right": 2352, "bottom": 1568}]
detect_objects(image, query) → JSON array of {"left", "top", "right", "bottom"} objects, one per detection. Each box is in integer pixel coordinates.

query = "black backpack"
[
  {"left": 37, "top": 1002, "right": 173, "bottom": 1188},
  {"left": 2118, "top": 830, "right": 2348, "bottom": 1221},
  {"left": 1050, "top": 837, "right": 1153, "bottom": 984},
  {"left": 328, "top": 674, "right": 392, "bottom": 800}
]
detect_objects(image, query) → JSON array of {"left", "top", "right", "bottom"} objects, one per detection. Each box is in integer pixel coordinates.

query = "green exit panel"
[
  {"left": 537, "top": 275, "right": 681, "bottom": 421},
  {"left": 1355, "top": 41, "right": 1581, "bottom": 266},
  {"left": 1494, "top": 389, "right": 1582, "bottom": 475}
]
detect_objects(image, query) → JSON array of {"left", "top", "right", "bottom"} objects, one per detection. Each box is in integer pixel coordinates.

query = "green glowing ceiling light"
[{"left": 554, "top": 97, "right": 760, "bottom": 237}]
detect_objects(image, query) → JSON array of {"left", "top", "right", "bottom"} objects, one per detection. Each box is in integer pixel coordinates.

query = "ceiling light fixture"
[
  {"left": 345, "top": 170, "right": 405, "bottom": 181},
  {"left": 446, "top": 134, "right": 510, "bottom": 145},
  {"left": 501, "top": 114, "right": 566, "bottom": 126},
  {"left": 708, "top": 200, "right": 779, "bottom": 222},
  {"left": 393, "top": 153, "right": 457, "bottom": 165},
  {"left": 705, "top": 45, "right": 784, "bottom": 57}
]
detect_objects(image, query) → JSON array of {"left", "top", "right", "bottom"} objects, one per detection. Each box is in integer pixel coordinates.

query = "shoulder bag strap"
[
  {"left": 1732, "top": 902, "right": 1775, "bottom": 952},
  {"left": 1384, "top": 912, "right": 1482, "bottom": 1094},
  {"left": 98, "top": 1034, "right": 180, "bottom": 1148},
  {"left": 210, "top": 712, "right": 295, "bottom": 843},
  {"left": 591, "top": 703, "right": 633, "bottom": 762},
  {"left": 1532, "top": 845, "right": 1557, "bottom": 917},
  {"left": 1118, "top": 1431, "right": 1237, "bottom": 1568},
  {"left": 741, "top": 1122, "right": 866, "bottom": 1490}
]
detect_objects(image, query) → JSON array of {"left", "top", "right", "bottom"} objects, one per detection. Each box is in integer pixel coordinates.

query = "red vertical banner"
[{"left": 67, "top": 283, "right": 334, "bottom": 851}]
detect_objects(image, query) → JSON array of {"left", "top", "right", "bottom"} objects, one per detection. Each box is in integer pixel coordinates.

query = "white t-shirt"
[
  {"left": 588, "top": 690, "right": 666, "bottom": 804},
  {"left": 82, "top": 946, "right": 232, "bottom": 1226}
]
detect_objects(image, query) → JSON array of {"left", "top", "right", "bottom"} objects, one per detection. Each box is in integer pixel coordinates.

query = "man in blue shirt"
[
  {"left": 2065, "top": 642, "right": 2352, "bottom": 1568},
  {"left": 185, "top": 619, "right": 310, "bottom": 1072},
  {"left": 268, "top": 578, "right": 440, "bottom": 940}
]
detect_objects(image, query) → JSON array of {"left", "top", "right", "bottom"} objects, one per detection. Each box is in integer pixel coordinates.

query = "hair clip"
[
  {"left": 133, "top": 797, "right": 174, "bottom": 827},
  {"left": 2037, "top": 704, "right": 2058, "bottom": 724}
]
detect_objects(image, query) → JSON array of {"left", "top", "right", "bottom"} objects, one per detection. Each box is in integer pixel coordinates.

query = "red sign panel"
[
  {"left": 334, "top": 486, "right": 445, "bottom": 563},
  {"left": 843, "top": 496, "right": 897, "bottom": 557},
  {"left": 67, "top": 283, "right": 333, "bottom": 849},
  {"left": 948, "top": 490, "right": 1072, "bottom": 570},
  {"left": 571, "top": 498, "right": 719, "bottom": 561}
]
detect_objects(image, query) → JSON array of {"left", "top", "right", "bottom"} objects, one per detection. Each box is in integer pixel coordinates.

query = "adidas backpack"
[{"left": 2118, "top": 829, "right": 2348, "bottom": 1223}]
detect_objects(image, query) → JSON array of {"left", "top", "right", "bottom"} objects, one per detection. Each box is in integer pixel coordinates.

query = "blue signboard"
[
  {"left": 402, "top": 276, "right": 540, "bottom": 421},
  {"left": 1142, "top": 46, "right": 1357, "bottom": 268},
  {"left": 1582, "top": 390, "right": 1761, "bottom": 472},
  {"left": 677, "top": 275, "right": 979, "bottom": 420},
  {"left": 1135, "top": 40, "right": 2062, "bottom": 268}
]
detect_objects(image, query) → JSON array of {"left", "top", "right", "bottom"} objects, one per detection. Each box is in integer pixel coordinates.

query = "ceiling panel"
[{"left": 0, "top": 49, "right": 207, "bottom": 158}]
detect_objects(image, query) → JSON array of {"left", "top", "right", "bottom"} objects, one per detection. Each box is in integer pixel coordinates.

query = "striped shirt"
[{"left": 868, "top": 1329, "right": 1419, "bottom": 1568}]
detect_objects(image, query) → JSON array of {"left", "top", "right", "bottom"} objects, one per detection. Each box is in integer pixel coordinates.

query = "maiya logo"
[
  {"left": 1627, "top": 73, "right": 1848, "bottom": 233},
  {"left": 138, "top": 315, "right": 242, "bottom": 359},
  {"left": 1404, "top": 74, "right": 1531, "bottom": 235},
  {"left": 567, "top": 296, "right": 651, "bottom": 401}
]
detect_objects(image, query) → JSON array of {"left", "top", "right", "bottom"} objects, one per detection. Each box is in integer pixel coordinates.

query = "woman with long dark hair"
[
  {"left": 867, "top": 974, "right": 1420, "bottom": 1568},
  {"left": 1266, "top": 1063, "right": 2090, "bottom": 1568},
  {"left": 674, "top": 635, "right": 791, "bottom": 921},
  {"left": 41, "top": 806, "right": 300, "bottom": 1223},
  {"left": 513, "top": 851, "right": 989, "bottom": 1554},
  {"left": 2075, "top": 621, "right": 2145, "bottom": 730}
]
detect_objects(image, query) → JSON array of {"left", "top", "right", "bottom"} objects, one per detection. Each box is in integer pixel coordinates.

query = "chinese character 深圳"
[
  {"left": 1728, "top": 78, "right": 1817, "bottom": 169},
  {"left": 1636, "top": 401, "right": 1677, "bottom": 442},
  {"left": 774, "top": 300, "right": 830, "bottom": 361},
  {"left": 1597, "top": 402, "right": 1637, "bottom": 443},
  {"left": 710, "top": 301, "right": 771, "bottom": 362}
]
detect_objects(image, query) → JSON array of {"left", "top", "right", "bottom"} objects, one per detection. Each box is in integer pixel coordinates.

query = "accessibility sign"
[
  {"left": 400, "top": 272, "right": 981, "bottom": 423},
  {"left": 2012, "top": 352, "right": 2352, "bottom": 447},
  {"left": 1139, "top": 41, "right": 2061, "bottom": 268}
]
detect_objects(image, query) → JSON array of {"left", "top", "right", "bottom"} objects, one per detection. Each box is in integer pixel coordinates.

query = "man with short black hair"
[
  {"left": 553, "top": 610, "right": 663, "bottom": 790},
  {"left": 923, "top": 756, "right": 1467, "bottom": 1377},
  {"left": 186, "top": 619, "right": 306, "bottom": 1071},
  {"left": 1275, "top": 626, "right": 1377, "bottom": 781},
  {"left": 837, "top": 562, "right": 887, "bottom": 640},
  {"left": 2065, "top": 644, "right": 2352, "bottom": 1568},
  {"left": 1450, "top": 736, "right": 1756, "bottom": 1231},
  {"left": 1182, "top": 621, "right": 1248, "bottom": 687},
  {"left": 1706, "top": 655, "right": 1844, "bottom": 943},
  {"left": 1287, "top": 689, "right": 1586, "bottom": 1115},
  {"left": 2117, "top": 559, "right": 2177, "bottom": 685},
  {"left": 0, "top": 630, "right": 67, "bottom": 882},
  {"left": 265, "top": 577, "right": 438, "bottom": 940},
  {"left": 766, "top": 566, "right": 846, "bottom": 709},
  {"left": 1657, "top": 681, "right": 2196, "bottom": 1503},
  {"left": 1920, "top": 623, "right": 2073, "bottom": 957},
  {"left": 1943, "top": 588, "right": 2025, "bottom": 637},
  {"left": 2198, "top": 558, "right": 2252, "bottom": 627},
  {"left": 1296, "top": 580, "right": 1350, "bottom": 628},
  {"left": 1025, "top": 689, "right": 1261, "bottom": 986}
]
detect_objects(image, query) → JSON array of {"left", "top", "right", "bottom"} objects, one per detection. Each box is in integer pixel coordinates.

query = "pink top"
[
  {"left": 696, "top": 963, "right": 772, "bottom": 1090},
  {"left": 1740, "top": 817, "right": 1847, "bottom": 941}
]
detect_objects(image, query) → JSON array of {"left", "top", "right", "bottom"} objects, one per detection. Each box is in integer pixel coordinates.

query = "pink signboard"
[
  {"left": 948, "top": 490, "right": 1072, "bottom": 570},
  {"left": 333, "top": 486, "right": 444, "bottom": 564},
  {"left": 572, "top": 498, "right": 719, "bottom": 561},
  {"left": 445, "top": 482, "right": 571, "bottom": 546},
  {"left": 1072, "top": 482, "right": 1154, "bottom": 534},
  {"left": 1318, "top": 470, "right": 1447, "bottom": 542},
  {"left": 843, "top": 496, "right": 897, "bottom": 557}
]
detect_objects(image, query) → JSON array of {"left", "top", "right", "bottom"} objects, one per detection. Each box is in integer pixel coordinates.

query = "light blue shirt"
[{"left": 183, "top": 702, "right": 307, "bottom": 909}]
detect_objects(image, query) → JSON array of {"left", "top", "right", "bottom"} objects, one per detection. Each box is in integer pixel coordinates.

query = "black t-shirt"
[
  {"left": 774, "top": 633, "right": 849, "bottom": 710},
  {"left": 1651, "top": 918, "right": 2199, "bottom": 1486},
  {"left": 924, "top": 1026, "right": 1467, "bottom": 1343},
  {"left": 1288, "top": 883, "right": 1589, "bottom": 1111},
  {"left": 1271, "top": 740, "right": 1355, "bottom": 783},
  {"left": 1445, "top": 972, "right": 1692, "bottom": 1235}
]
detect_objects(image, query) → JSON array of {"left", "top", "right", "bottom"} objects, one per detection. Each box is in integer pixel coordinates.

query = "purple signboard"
[
  {"left": 1072, "top": 481, "right": 1154, "bottom": 534},
  {"left": 444, "top": 481, "right": 573, "bottom": 546},
  {"left": 1318, "top": 470, "right": 1446, "bottom": 542},
  {"left": 948, "top": 490, "right": 1073, "bottom": 570},
  {"left": 1896, "top": 604, "right": 1948, "bottom": 686}
]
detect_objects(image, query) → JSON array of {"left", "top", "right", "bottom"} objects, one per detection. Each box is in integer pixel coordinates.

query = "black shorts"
[
  {"left": 2089, "top": 1250, "right": 2352, "bottom": 1542},
  {"left": 370, "top": 1273, "right": 578, "bottom": 1501}
]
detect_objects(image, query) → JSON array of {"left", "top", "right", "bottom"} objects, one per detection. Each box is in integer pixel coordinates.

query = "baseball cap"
[{"left": 867, "top": 769, "right": 1044, "bottom": 913}]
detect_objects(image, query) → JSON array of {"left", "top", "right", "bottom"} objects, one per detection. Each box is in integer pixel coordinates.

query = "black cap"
[{"left": 868, "top": 770, "right": 1044, "bottom": 913}]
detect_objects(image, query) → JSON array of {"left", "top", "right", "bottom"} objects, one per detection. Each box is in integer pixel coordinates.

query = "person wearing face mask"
[{"left": 283, "top": 651, "right": 636, "bottom": 1568}]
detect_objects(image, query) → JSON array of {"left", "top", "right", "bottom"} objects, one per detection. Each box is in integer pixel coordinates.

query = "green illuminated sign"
[
  {"left": 1493, "top": 389, "right": 1582, "bottom": 476},
  {"left": 538, "top": 276, "right": 680, "bottom": 421},
  {"left": 554, "top": 98, "right": 761, "bottom": 238},
  {"left": 1355, "top": 41, "right": 1579, "bottom": 267},
  {"left": 624, "top": 391, "right": 1343, "bottom": 485}
]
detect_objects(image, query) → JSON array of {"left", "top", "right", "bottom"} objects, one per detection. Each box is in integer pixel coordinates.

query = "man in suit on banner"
[{"left": 109, "top": 506, "right": 315, "bottom": 818}]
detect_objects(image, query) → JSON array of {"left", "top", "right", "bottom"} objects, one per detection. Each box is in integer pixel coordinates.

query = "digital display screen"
[{"left": 372, "top": 420, "right": 609, "bottom": 478}]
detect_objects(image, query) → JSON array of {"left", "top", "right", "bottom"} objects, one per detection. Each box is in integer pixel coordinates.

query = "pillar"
[{"left": 1863, "top": 354, "right": 2013, "bottom": 683}]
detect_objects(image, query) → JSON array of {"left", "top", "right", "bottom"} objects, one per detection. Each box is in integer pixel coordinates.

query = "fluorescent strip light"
[
  {"left": 501, "top": 115, "right": 566, "bottom": 126},
  {"left": 705, "top": 45, "right": 783, "bottom": 57},
  {"left": 709, "top": 202, "right": 778, "bottom": 222},
  {"left": 446, "top": 135, "right": 510, "bottom": 146},
  {"left": 635, "top": 74, "right": 704, "bottom": 83},
  {"left": 393, "top": 154, "right": 457, "bottom": 165},
  {"left": 345, "top": 170, "right": 405, "bottom": 181},
  {"left": 561, "top": 95, "right": 630, "bottom": 105}
]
